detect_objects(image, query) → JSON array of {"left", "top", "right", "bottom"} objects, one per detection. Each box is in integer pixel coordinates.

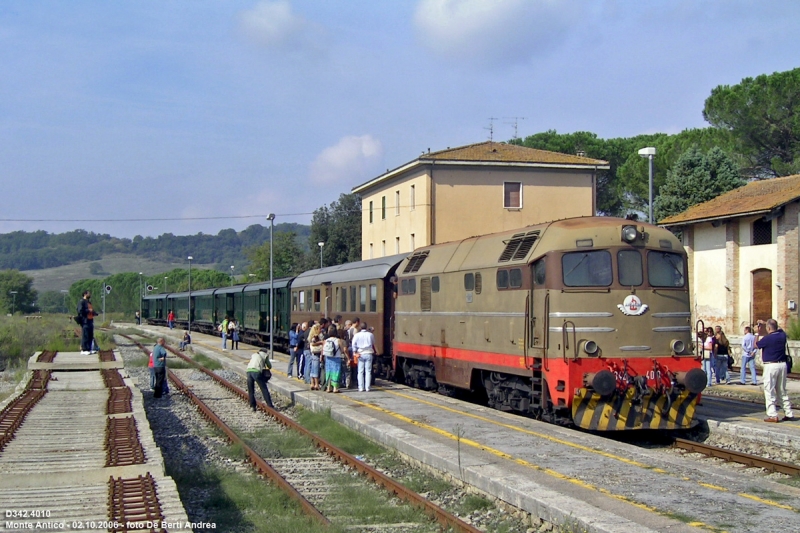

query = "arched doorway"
[{"left": 752, "top": 269, "right": 773, "bottom": 323}]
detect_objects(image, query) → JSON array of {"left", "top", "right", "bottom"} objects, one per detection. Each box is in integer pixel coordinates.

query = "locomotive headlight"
[
  {"left": 670, "top": 339, "right": 685, "bottom": 354},
  {"left": 581, "top": 340, "right": 599, "bottom": 355},
  {"left": 621, "top": 225, "right": 639, "bottom": 243}
]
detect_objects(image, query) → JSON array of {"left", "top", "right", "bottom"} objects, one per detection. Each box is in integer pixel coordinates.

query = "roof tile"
[{"left": 423, "top": 141, "right": 608, "bottom": 166}]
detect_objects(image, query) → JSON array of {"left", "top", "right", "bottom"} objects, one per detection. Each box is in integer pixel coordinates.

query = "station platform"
[
  {"left": 0, "top": 350, "right": 189, "bottom": 531},
  {"left": 135, "top": 323, "right": 800, "bottom": 533}
]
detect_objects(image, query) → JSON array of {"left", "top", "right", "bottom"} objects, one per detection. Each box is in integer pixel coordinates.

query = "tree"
[
  {"left": 703, "top": 67, "right": 800, "bottom": 178},
  {"left": 308, "top": 193, "right": 362, "bottom": 269},
  {"left": 655, "top": 146, "right": 744, "bottom": 222},
  {"left": 246, "top": 231, "right": 305, "bottom": 280},
  {"left": 0, "top": 270, "right": 38, "bottom": 314}
]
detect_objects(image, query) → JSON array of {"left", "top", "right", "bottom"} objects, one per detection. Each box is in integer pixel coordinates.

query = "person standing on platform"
[
  {"left": 220, "top": 316, "right": 229, "bottom": 350},
  {"left": 298, "top": 322, "right": 309, "bottom": 381},
  {"left": 135, "top": 310, "right": 140, "bottom": 325},
  {"left": 714, "top": 328, "right": 731, "bottom": 385},
  {"left": 152, "top": 338, "right": 168, "bottom": 399},
  {"left": 246, "top": 348, "right": 274, "bottom": 410},
  {"left": 755, "top": 319, "right": 794, "bottom": 423},
  {"left": 740, "top": 326, "right": 758, "bottom": 385},
  {"left": 229, "top": 318, "right": 240, "bottom": 350},
  {"left": 167, "top": 310, "right": 175, "bottom": 330},
  {"left": 288, "top": 323, "right": 299, "bottom": 378},
  {"left": 77, "top": 290, "right": 96, "bottom": 355},
  {"left": 352, "top": 322, "right": 375, "bottom": 392}
]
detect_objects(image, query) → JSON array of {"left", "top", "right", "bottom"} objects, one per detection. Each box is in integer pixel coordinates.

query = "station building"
[
  {"left": 660, "top": 174, "right": 800, "bottom": 332},
  {"left": 351, "top": 141, "right": 609, "bottom": 260}
]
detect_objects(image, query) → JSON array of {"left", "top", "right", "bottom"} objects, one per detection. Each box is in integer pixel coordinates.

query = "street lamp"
[
  {"left": 187, "top": 256, "right": 193, "bottom": 333},
  {"left": 638, "top": 147, "right": 656, "bottom": 223},
  {"left": 230, "top": 265, "right": 235, "bottom": 286},
  {"left": 318, "top": 241, "right": 324, "bottom": 269},
  {"left": 164, "top": 276, "right": 168, "bottom": 294},
  {"left": 60, "top": 289, "right": 68, "bottom": 314},
  {"left": 267, "top": 214, "right": 275, "bottom": 357},
  {"left": 9, "top": 290, "right": 17, "bottom": 315},
  {"left": 138, "top": 272, "right": 143, "bottom": 324}
]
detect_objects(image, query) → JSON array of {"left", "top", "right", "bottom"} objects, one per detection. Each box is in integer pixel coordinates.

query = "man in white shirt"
[{"left": 352, "top": 322, "right": 375, "bottom": 392}]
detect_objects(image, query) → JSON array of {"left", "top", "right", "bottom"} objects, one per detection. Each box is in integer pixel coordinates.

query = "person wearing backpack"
[{"left": 323, "top": 325, "right": 347, "bottom": 393}]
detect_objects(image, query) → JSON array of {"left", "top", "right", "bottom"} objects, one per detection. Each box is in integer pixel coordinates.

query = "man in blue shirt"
[
  {"left": 755, "top": 319, "right": 794, "bottom": 422},
  {"left": 740, "top": 326, "right": 758, "bottom": 385},
  {"left": 152, "top": 338, "right": 168, "bottom": 399}
]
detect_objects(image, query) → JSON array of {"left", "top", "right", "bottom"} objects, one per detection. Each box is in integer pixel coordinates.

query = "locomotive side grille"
[
  {"left": 403, "top": 251, "right": 430, "bottom": 273},
  {"left": 420, "top": 277, "right": 432, "bottom": 312},
  {"left": 499, "top": 230, "right": 540, "bottom": 262}
]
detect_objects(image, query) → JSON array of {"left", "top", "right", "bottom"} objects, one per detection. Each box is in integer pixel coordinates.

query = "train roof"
[
  {"left": 142, "top": 293, "right": 169, "bottom": 301},
  {"left": 292, "top": 253, "right": 408, "bottom": 288},
  {"left": 398, "top": 216, "right": 684, "bottom": 275},
  {"left": 243, "top": 277, "right": 293, "bottom": 291}
]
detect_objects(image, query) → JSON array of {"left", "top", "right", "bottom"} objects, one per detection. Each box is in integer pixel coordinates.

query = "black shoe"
[
  {"left": 782, "top": 416, "right": 795, "bottom": 422},
  {"left": 251, "top": 406, "right": 257, "bottom": 412}
]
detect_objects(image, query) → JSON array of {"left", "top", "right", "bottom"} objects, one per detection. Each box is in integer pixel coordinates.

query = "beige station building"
[
  {"left": 351, "top": 141, "right": 609, "bottom": 260},
  {"left": 660, "top": 174, "right": 800, "bottom": 332}
]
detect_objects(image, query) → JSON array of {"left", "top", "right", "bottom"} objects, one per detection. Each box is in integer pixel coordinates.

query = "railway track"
[
  {"left": 672, "top": 437, "right": 800, "bottom": 476},
  {"left": 121, "top": 334, "right": 482, "bottom": 532}
]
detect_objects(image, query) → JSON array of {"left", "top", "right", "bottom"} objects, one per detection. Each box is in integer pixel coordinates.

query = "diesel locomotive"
[{"left": 144, "top": 216, "right": 706, "bottom": 431}]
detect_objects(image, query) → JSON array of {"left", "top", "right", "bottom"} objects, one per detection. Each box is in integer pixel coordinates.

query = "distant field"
[{"left": 24, "top": 254, "right": 216, "bottom": 292}]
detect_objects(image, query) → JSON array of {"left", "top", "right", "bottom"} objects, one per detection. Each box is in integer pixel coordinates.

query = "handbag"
[
  {"left": 73, "top": 315, "right": 83, "bottom": 325},
  {"left": 261, "top": 368, "right": 272, "bottom": 381}
]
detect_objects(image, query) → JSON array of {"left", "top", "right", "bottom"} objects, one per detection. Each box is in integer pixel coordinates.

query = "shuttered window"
[{"left": 504, "top": 182, "right": 522, "bottom": 208}]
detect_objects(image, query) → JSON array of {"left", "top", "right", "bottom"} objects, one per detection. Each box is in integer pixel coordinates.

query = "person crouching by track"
[
  {"left": 179, "top": 330, "right": 191, "bottom": 350},
  {"left": 755, "top": 319, "right": 794, "bottom": 423},
  {"left": 246, "top": 348, "right": 274, "bottom": 411},
  {"left": 308, "top": 323, "right": 324, "bottom": 390},
  {"left": 152, "top": 338, "right": 168, "bottom": 399}
]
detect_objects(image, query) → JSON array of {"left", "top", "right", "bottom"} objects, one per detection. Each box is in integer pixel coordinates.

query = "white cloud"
[
  {"left": 238, "top": 1, "right": 324, "bottom": 51},
  {"left": 309, "top": 135, "right": 383, "bottom": 185},
  {"left": 414, "top": 0, "right": 575, "bottom": 67}
]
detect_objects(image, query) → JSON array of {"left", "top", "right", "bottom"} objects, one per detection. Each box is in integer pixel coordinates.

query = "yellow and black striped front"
[{"left": 572, "top": 387, "right": 699, "bottom": 431}]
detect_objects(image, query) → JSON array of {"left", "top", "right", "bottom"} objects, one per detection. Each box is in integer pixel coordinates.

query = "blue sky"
[{"left": 2, "top": 0, "right": 799, "bottom": 238}]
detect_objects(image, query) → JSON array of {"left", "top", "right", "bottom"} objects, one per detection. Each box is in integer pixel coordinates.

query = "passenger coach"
[{"left": 393, "top": 216, "right": 706, "bottom": 431}]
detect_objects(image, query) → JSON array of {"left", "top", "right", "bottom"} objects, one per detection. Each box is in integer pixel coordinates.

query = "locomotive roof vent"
[
  {"left": 403, "top": 250, "right": 430, "bottom": 273},
  {"left": 499, "top": 230, "right": 540, "bottom": 262}
]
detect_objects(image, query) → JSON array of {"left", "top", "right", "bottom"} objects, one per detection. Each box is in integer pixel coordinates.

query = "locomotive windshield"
[
  {"left": 647, "top": 251, "right": 685, "bottom": 287},
  {"left": 618, "top": 250, "right": 643, "bottom": 286},
  {"left": 562, "top": 251, "right": 612, "bottom": 287}
]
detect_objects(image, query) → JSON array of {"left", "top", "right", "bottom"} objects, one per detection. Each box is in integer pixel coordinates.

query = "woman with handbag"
[{"left": 246, "top": 348, "right": 274, "bottom": 411}]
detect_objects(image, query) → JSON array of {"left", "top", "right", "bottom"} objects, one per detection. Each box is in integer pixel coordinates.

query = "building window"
[
  {"left": 504, "top": 182, "right": 522, "bottom": 209},
  {"left": 382, "top": 196, "right": 386, "bottom": 219},
  {"left": 410, "top": 185, "right": 415, "bottom": 210},
  {"left": 369, "top": 243, "right": 373, "bottom": 259},
  {"left": 410, "top": 233, "right": 415, "bottom": 250},
  {"left": 752, "top": 219, "right": 772, "bottom": 245},
  {"left": 381, "top": 240, "right": 386, "bottom": 256},
  {"left": 369, "top": 201, "right": 373, "bottom": 224},
  {"left": 395, "top": 190, "right": 400, "bottom": 216},
  {"left": 395, "top": 237, "right": 400, "bottom": 254}
]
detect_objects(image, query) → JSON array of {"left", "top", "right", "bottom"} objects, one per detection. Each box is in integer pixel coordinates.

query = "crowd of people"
[{"left": 700, "top": 320, "right": 795, "bottom": 423}]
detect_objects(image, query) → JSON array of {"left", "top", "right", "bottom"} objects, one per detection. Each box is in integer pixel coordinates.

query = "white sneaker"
[
  {"left": 90, "top": 350, "right": 98, "bottom": 354},
  {"left": 81, "top": 351, "right": 90, "bottom": 355}
]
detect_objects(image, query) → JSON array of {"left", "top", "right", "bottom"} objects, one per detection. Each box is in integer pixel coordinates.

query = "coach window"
[
  {"left": 292, "top": 291, "right": 298, "bottom": 311},
  {"left": 504, "top": 182, "right": 522, "bottom": 209},
  {"left": 350, "top": 286, "right": 356, "bottom": 312},
  {"left": 464, "top": 273, "right": 475, "bottom": 291},
  {"left": 509, "top": 268, "right": 523, "bottom": 288},
  {"left": 313, "top": 289, "right": 321, "bottom": 312},
  {"left": 431, "top": 276, "right": 440, "bottom": 292},
  {"left": 341, "top": 287, "right": 347, "bottom": 312},
  {"left": 618, "top": 250, "right": 643, "bottom": 286},
  {"left": 562, "top": 251, "right": 612, "bottom": 287},
  {"left": 533, "top": 258, "right": 546, "bottom": 286},
  {"left": 370, "top": 284, "right": 377, "bottom": 312},
  {"left": 360, "top": 285, "right": 367, "bottom": 312},
  {"left": 497, "top": 269, "right": 509, "bottom": 289},
  {"left": 299, "top": 290, "right": 305, "bottom": 311},
  {"left": 647, "top": 251, "right": 685, "bottom": 287}
]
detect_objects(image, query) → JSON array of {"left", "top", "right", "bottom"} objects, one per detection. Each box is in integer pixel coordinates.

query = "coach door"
[
  {"left": 752, "top": 269, "right": 772, "bottom": 323},
  {"left": 529, "top": 258, "right": 547, "bottom": 356},
  {"left": 323, "top": 283, "right": 332, "bottom": 319}
]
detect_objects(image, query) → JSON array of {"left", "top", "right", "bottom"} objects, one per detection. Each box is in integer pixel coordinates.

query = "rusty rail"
[
  {"left": 119, "top": 333, "right": 482, "bottom": 533},
  {"left": 102, "top": 369, "right": 126, "bottom": 389},
  {"left": 99, "top": 349, "right": 116, "bottom": 362},
  {"left": 0, "top": 369, "right": 51, "bottom": 453},
  {"left": 37, "top": 350, "right": 57, "bottom": 363},
  {"left": 107, "top": 387, "right": 133, "bottom": 415},
  {"left": 673, "top": 438, "right": 800, "bottom": 476},
  {"left": 107, "top": 473, "right": 166, "bottom": 532},
  {"left": 105, "top": 416, "right": 146, "bottom": 467}
]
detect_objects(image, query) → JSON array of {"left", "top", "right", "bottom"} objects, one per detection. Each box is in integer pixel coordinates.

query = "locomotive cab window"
[
  {"left": 464, "top": 273, "right": 474, "bottom": 291},
  {"left": 618, "top": 250, "right": 643, "bottom": 286},
  {"left": 533, "top": 258, "right": 546, "bottom": 286},
  {"left": 497, "top": 270, "right": 509, "bottom": 289},
  {"left": 509, "top": 268, "right": 523, "bottom": 288},
  {"left": 431, "top": 276, "right": 440, "bottom": 293},
  {"left": 647, "top": 251, "right": 685, "bottom": 287},
  {"left": 562, "top": 250, "right": 612, "bottom": 287},
  {"left": 400, "top": 278, "right": 417, "bottom": 295}
]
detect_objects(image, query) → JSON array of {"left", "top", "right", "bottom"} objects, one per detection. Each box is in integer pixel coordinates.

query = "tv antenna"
[
  {"left": 485, "top": 117, "right": 498, "bottom": 142},
  {"left": 503, "top": 117, "right": 526, "bottom": 140}
]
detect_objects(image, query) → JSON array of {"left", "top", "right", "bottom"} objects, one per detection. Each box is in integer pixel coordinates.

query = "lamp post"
[
  {"left": 318, "top": 241, "right": 324, "bottom": 269},
  {"left": 267, "top": 214, "right": 275, "bottom": 357},
  {"left": 138, "top": 272, "right": 143, "bottom": 324},
  {"left": 9, "top": 290, "right": 17, "bottom": 315},
  {"left": 164, "top": 276, "right": 168, "bottom": 294},
  {"left": 230, "top": 265, "right": 235, "bottom": 287},
  {"left": 187, "top": 256, "right": 193, "bottom": 333},
  {"left": 638, "top": 147, "right": 656, "bottom": 223},
  {"left": 60, "top": 289, "right": 68, "bottom": 314}
]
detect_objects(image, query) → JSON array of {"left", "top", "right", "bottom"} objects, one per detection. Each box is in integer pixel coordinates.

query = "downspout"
[{"left": 430, "top": 162, "right": 436, "bottom": 245}]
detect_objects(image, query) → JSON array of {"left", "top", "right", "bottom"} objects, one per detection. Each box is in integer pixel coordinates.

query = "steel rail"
[
  {"left": 673, "top": 438, "right": 800, "bottom": 476},
  {"left": 731, "top": 365, "right": 800, "bottom": 381},
  {"left": 120, "top": 333, "right": 482, "bottom": 533}
]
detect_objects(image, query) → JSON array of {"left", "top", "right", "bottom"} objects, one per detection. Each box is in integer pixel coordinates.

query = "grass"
[
  {"left": 193, "top": 352, "right": 223, "bottom": 370},
  {"left": 294, "top": 407, "right": 385, "bottom": 458},
  {"left": 786, "top": 317, "right": 800, "bottom": 341}
]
